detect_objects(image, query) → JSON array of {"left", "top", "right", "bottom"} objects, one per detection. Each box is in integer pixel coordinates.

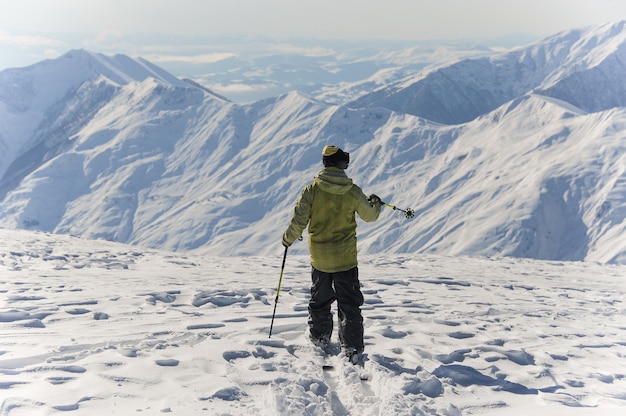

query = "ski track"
[{"left": 0, "top": 229, "right": 625, "bottom": 415}]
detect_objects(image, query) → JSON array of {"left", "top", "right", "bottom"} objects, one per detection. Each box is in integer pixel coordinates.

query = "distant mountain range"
[
  {"left": 351, "top": 21, "right": 626, "bottom": 124},
  {"left": 1, "top": 22, "right": 625, "bottom": 264}
]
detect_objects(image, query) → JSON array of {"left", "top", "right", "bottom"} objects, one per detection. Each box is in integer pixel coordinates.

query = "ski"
[
  {"left": 353, "top": 360, "right": 370, "bottom": 382},
  {"left": 322, "top": 349, "right": 334, "bottom": 370},
  {"left": 346, "top": 350, "right": 370, "bottom": 381},
  {"left": 323, "top": 353, "right": 369, "bottom": 381},
  {"left": 354, "top": 355, "right": 371, "bottom": 381},
  {"left": 320, "top": 346, "right": 335, "bottom": 371},
  {"left": 304, "top": 337, "right": 368, "bottom": 380}
]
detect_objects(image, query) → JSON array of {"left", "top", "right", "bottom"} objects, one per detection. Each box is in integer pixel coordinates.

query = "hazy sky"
[{"left": 1, "top": 0, "right": 626, "bottom": 69}]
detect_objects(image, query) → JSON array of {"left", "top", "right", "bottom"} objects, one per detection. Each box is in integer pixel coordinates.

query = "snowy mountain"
[
  {"left": 1, "top": 23, "right": 625, "bottom": 264},
  {"left": 0, "top": 49, "right": 226, "bottom": 191},
  {"left": 350, "top": 21, "right": 626, "bottom": 124},
  {"left": 164, "top": 40, "right": 496, "bottom": 104}
]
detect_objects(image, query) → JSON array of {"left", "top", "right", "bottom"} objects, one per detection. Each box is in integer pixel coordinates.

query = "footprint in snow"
[
  {"left": 65, "top": 308, "right": 91, "bottom": 315},
  {"left": 380, "top": 326, "right": 409, "bottom": 338},
  {"left": 155, "top": 359, "right": 180, "bottom": 367}
]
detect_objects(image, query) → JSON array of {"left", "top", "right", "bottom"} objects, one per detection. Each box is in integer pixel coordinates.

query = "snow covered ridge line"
[
  {"left": 1, "top": 22, "right": 626, "bottom": 264},
  {"left": 0, "top": 229, "right": 625, "bottom": 415},
  {"left": 350, "top": 21, "right": 626, "bottom": 124}
]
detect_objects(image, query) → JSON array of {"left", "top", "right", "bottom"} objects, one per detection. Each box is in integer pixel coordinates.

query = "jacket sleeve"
[
  {"left": 282, "top": 185, "right": 314, "bottom": 246},
  {"left": 354, "top": 185, "right": 381, "bottom": 222}
]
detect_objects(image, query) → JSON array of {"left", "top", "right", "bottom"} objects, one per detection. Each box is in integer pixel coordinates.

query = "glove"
[
  {"left": 282, "top": 235, "right": 302, "bottom": 247},
  {"left": 368, "top": 194, "right": 382, "bottom": 207}
]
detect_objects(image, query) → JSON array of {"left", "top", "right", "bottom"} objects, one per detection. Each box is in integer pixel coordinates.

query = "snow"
[
  {"left": 1, "top": 23, "right": 626, "bottom": 414},
  {"left": 0, "top": 49, "right": 207, "bottom": 181},
  {"left": 351, "top": 21, "right": 626, "bottom": 124},
  {"left": 0, "top": 228, "right": 624, "bottom": 415},
  {"left": 2, "top": 24, "right": 626, "bottom": 264}
]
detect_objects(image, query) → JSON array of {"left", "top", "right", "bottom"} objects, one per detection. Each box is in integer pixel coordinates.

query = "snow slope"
[
  {"left": 0, "top": 50, "right": 198, "bottom": 181},
  {"left": 0, "top": 228, "right": 624, "bottom": 415},
  {"left": 350, "top": 94, "right": 626, "bottom": 264},
  {"left": 349, "top": 22, "right": 626, "bottom": 124},
  {"left": 0, "top": 24, "right": 625, "bottom": 264}
]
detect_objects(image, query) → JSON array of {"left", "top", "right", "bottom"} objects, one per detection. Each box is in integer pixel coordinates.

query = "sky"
[{"left": 1, "top": 0, "right": 626, "bottom": 70}]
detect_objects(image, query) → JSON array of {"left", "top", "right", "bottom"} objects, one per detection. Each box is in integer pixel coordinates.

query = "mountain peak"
[
  {"left": 56, "top": 49, "right": 188, "bottom": 88},
  {"left": 0, "top": 49, "right": 210, "bottom": 182},
  {"left": 348, "top": 20, "right": 626, "bottom": 124}
]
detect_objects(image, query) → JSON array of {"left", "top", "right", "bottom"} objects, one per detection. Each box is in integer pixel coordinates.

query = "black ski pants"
[{"left": 308, "top": 266, "right": 365, "bottom": 352}]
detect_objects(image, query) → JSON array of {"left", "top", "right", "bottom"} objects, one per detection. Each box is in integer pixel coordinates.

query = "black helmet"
[{"left": 322, "top": 145, "right": 350, "bottom": 169}]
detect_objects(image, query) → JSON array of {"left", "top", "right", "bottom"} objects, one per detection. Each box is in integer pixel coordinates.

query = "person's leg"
[
  {"left": 308, "top": 267, "right": 335, "bottom": 346},
  {"left": 333, "top": 267, "right": 364, "bottom": 354}
]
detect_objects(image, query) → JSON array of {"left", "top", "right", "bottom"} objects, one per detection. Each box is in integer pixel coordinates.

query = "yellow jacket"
[{"left": 283, "top": 167, "right": 381, "bottom": 272}]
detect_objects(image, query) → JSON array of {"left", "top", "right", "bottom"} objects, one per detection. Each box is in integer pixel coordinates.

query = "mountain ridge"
[
  {"left": 349, "top": 21, "right": 626, "bottom": 124},
  {"left": 0, "top": 24, "right": 625, "bottom": 264}
]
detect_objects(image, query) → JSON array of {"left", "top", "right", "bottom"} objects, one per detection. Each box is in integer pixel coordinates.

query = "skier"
[{"left": 282, "top": 145, "right": 382, "bottom": 363}]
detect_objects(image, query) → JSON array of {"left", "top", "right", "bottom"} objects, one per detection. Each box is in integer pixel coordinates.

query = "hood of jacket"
[{"left": 314, "top": 167, "right": 353, "bottom": 195}]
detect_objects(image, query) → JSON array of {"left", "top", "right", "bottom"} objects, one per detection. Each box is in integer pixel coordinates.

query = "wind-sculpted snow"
[{"left": 1, "top": 229, "right": 625, "bottom": 415}]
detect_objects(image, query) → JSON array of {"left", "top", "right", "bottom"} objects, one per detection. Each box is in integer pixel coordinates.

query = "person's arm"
[
  {"left": 354, "top": 186, "right": 381, "bottom": 222},
  {"left": 282, "top": 185, "right": 314, "bottom": 246}
]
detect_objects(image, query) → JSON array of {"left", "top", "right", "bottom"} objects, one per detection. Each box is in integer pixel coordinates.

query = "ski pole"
[
  {"left": 382, "top": 201, "right": 415, "bottom": 219},
  {"left": 269, "top": 245, "right": 288, "bottom": 338}
]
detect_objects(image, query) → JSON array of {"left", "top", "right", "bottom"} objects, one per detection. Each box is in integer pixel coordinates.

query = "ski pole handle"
[{"left": 382, "top": 202, "right": 415, "bottom": 219}]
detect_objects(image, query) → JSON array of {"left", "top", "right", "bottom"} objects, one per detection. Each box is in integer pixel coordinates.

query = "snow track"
[{"left": 0, "top": 229, "right": 625, "bottom": 415}]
